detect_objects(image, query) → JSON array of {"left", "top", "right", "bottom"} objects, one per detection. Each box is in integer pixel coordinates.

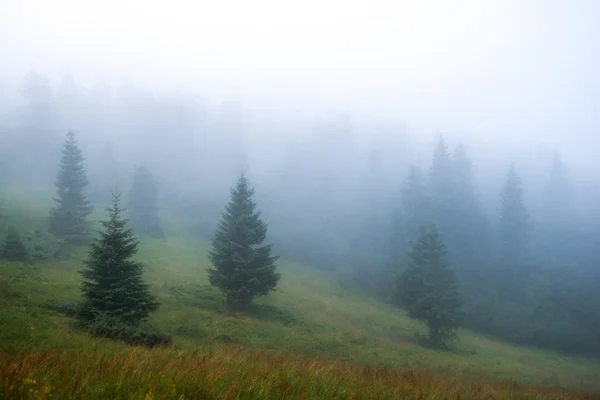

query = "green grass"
[{"left": 1, "top": 185, "right": 600, "bottom": 398}]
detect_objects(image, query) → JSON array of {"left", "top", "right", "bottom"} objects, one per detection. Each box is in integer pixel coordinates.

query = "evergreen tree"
[
  {"left": 48, "top": 131, "right": 93, "bottom": 245},
  {"left": 390, "top": 165, "right": 431, "bottom": 267},
  {"left": 79, "top": 191, "right": 158, "bottom": 324},
  {"left": 129, "top": 165, "right": 163, "bottom": 238},
  {"left": 395, "top": 225, "right": 463, "bottom": 346},
  {"left": 450, "top": 144, "right": 492, "bottom": 300},
  {"left": 428, "top": 135, "right": 454, "bottom": 208},
  {"left": 208, "top": 174, "right": 280, "bottom": 309},
  {"left": 1, "top": 226, "right": 29, "bottom": 262},
  {"left": 427, "top": 135, "right": 457, "bottom": 257},
  {"left": 541, "top": 153, "right": 575, "bottom": 262},
  {"left": 451, "top": 143, "right": 488, "bottom": 262},
  {"left": 499, "top": 163, "right": 530, "bottom": 266}
]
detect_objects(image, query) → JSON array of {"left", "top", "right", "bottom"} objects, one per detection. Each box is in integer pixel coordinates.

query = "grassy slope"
[{"left": 1, "top": 186, "right": 600, "bottom": 399}]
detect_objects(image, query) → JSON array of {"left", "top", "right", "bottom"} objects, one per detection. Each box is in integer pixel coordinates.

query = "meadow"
[{"left": 1, "top": 186, "right": 600, "bottom": 399}]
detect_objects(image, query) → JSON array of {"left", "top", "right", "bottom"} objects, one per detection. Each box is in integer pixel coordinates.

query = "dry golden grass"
[
  {"left": 1, "top": 345, "right": 597, "bottom": 400},
  {"left": 2, "top": 187, "right": 600, "bottom": 399}
]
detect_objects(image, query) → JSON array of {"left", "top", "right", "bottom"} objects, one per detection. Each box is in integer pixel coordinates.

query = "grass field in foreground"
[{"left": 1, "top": 187, "right": 600, "bottom": 399}]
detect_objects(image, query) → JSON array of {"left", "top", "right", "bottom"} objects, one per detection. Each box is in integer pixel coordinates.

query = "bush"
[
  {"left": 47, "top": 300, "right": 81, "bottom": 317},
  {"left": 80, "top": 313, "right": 171, "bottom": 348},
  {"left": 1, "top": 226, "right": 30, "bottom": 263},
  {"left": 24, "top": 228, "right": 64, "bottom": 262}
]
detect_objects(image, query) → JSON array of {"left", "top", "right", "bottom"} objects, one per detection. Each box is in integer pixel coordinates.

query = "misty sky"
[{"left": 1, "top": 0, "right": 599, "bottom": 164}]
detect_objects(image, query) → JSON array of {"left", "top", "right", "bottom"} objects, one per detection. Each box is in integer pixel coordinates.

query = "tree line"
[
  {"left": 0, "top": 72, "right": 598, "bottom": 354},
  {"left": 1, "top": 130, "right": 466, "bottom": 348}
]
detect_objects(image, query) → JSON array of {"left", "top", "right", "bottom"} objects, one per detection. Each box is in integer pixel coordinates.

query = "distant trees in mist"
[{"left": 0, "top": 71, "right": 598, "bottom": 354}]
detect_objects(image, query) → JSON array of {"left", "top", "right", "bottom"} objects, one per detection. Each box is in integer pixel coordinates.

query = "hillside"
[{"left": 1, "top": 187, "right": 600, "bottom": 399}]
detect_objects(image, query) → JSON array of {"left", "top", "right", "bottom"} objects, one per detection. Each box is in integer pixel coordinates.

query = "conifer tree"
[
  {"left": 542, "top": 153, "right": 574, "bottom": 261},
  {"left": 401, "top": 165, "right": 431, "bottom": 243},
  {"left": 79, "top": 191, "right": 158, "bottom": 323},
  {"left": 1, "top": 226, "right": 29, "bottom": 262},
  {"left": 395, "top": 225, "right": 463, "bottom": 346},
  {"left": 208, "top": 174, "right": 280, "bottom": 309},
  {"left": 48, "top": 131, "right": 93, "bottom": 245},
  {"left": 428, "top": 135, "right": 454, "bottom": 218},
  {"left": 390, "top": 165, "right": 431, "bottom": 267},
  {"left": 129, "top": 165, "right": 163, "bottom": 238},
  {"left": 499, "top": 163, "right": 530, "bottom": 266}
]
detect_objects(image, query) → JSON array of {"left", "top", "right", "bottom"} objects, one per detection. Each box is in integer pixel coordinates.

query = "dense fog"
[{"left": 1, "top": 0, "right": 599, "bottom": 355}]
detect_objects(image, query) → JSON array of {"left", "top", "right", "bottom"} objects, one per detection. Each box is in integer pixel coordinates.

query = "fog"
[{"left": 1, "top": 0, "right": 599, "bottom": 355}]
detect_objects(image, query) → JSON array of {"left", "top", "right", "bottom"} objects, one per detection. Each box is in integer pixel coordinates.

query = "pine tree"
[
  {"left": 79, "top": 191, "right": 158, "bottom": 324},
  {"left": 401, "top": 165, "right": 431, "bottom": 244},
  {"left": 208, "top": 174, "right": 280, "bottom": 309},
  {"left": 390, "top": 165, "right": 431, "bottom": 267},
  {"left": 48, "top": 131, "right": 93, "bottom": 245},
  {"left": 428, "top": 135, "right": 454, "bottom": 216},
  {"left": 395, "top": 225, "right": 463, "bottom": 346},
  {"left": 1, "top": 226, "right": 29, "bottom": 262},
  {"left": 129, "top": 165, "right": 163, "bottom": 238},
  {"left": 499, "top": 163, "right": 530, "bottom": 266},
  {"left": 542, "top": 153, "right": 574, "bottom": 262}
]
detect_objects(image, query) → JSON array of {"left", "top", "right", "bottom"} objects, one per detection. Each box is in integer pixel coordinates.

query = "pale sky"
[{"left": 1, "top": 0, "right": 599, "bottom": 160}]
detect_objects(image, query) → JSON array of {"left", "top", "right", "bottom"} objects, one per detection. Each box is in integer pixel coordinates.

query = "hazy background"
[
  {"left": 0, "top": 0, "right": 599, "bottom": 355},
  {"left": 1, "top": 0, "right": 600, "bottom": 158}
]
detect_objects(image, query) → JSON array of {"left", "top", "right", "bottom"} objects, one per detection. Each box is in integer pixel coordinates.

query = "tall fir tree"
[
  {"left": 129, "top": 165, "right": 163, "bottom": 238},
  {"left": 427, "top": 135, "right": 456, "bottom": 255},
  {"left": 48, "top": 131, "right": 93, "bottom": 245},
  {"left": 79, "top": 191, "right": 158, "bottom": 323},
  {"left": 1, "top": 226, "right": 29, "bottom": 262},
  {"left": 541, "top": 153, "right": 575, "bottom": 262},
  {"left": 390, "top": 165, "right": 431, "bottom": 267},
  {"left": 499, "top": 163, "right": 530, "bottom": 267},
  {"left": 208, "top": 174, "right": 280, "bottom": 309},
  {"left": 395, "top": 225, "right": 463, "bottom": 346},
  {"left": 450, "top": 143, "right": 491, "bottom": 277}
]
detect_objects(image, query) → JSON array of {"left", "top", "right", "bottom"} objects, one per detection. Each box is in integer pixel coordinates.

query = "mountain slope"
[{"left": 1, "top": 187, "right": 599, "bottom": 398}]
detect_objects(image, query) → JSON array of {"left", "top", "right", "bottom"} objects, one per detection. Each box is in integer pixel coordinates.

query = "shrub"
[{"left": 80, "top": 313, "right": 171, "bottom": 348}]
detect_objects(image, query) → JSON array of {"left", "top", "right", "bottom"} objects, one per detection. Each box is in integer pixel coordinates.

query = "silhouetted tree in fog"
[
  {"left": 78, "top": 191, "right": 167, "bottom": 346},
  {"left": 499, "top": 163, "right": 530, "bottom": 267},
  {"left": 389, "top": 164, "right": 430, "bottom": 269},
  {"left": 129, "top": 165, "right": 163, "bottom": 238},
  {"left": 1, "top": 226, "right": 29, "bottom": 263},
  {"left": 48, "top": 131, "right": 93, "bottom": 245},
  {"left": 541, "top": 153, "right": 575, "bottom": 262},
  {"left": 427, "top": 136, "right": 458, "bottom": 256},
  {"left": 208, "top": 174, "right": 280, "bottom": 309},
  {"left": 395, "top": 225, "right": 462, "bottom": 347}
]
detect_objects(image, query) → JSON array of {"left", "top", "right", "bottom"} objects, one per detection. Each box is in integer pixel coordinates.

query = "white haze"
[{"left": 1, "top": 0, "right": 599, "bottom": 167}]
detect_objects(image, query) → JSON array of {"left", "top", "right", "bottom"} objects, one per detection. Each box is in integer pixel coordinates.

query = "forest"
[
  {"left": 0, "top": 70, "right": 599, "bottom": 358},
  {"left": 3, "top": 1, "right": 600, "bottom": 397}
]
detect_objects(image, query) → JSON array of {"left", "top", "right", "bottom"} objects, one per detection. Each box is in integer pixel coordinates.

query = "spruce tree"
[
  {"left": 1, "top": 226, "right": 29, "bottom": 262},
  {"left": 208, "top": 174, "right": 280, "bottom": 309},
  {"left": 451, "top": 143, "right": 488, "bottom": 264},
  {"left": 129, "top": 165, "right": 163, "bottom": 238},
  {"left": 390, "top": 165, "right": 431, "bottom": 268},
  {"left": 79, "top": 191, "right": 158, "bottom": 324},
  {"left": 395, "top": 225, "right": 463, "bottom": 346},
  {"left": 428, "top": 135, "right": 454, "bottom": 219},
  {"left": 542, "top": 153, "right": 574, "bottom": 262},
  {"left": 48, "top": 131, "right": 93, "bottom": 245},
  {"left": 499, "top": 163, "right": 530, "bottom": 266}
]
